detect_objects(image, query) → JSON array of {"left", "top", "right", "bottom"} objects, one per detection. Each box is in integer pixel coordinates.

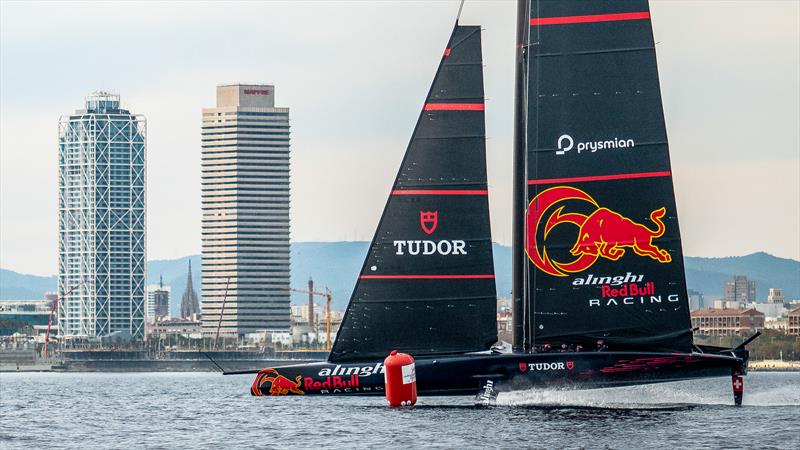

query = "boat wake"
[{"left": 496, "top": 376, "right": 800, "bottom": 409}]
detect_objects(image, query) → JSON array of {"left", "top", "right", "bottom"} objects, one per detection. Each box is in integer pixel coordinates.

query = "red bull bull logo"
[
  {"left": 526, "top": 186, "right": 672, "bottom": 277},
  {"left": 252, "top": 368, "right": 305, "bottom": 396}
]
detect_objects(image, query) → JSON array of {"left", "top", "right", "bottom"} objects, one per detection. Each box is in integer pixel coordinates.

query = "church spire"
[{"left": 181, "top": 260, "right": 200, "bottom": 319}]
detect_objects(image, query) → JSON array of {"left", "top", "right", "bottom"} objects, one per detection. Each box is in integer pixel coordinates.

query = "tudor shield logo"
[
  {"left": 393, "top": 210, "right": 467, "bottom": 256},
  {"left": 519, "top": 362, "right": 527, "bottom": 372},
  {"left": 420, "top": 211, "right": 438, "bottom": 235}
]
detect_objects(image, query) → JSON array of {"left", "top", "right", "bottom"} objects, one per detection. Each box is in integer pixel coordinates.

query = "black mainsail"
[
  {"left": 329, "top": 24, "right": 497, "bottom": 362},
  {"left": 513, "top": 0, "right": 693, "bottom": 352}
]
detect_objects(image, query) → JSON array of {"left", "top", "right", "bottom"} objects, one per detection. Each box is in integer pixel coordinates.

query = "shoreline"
[
  {"left": 748, "top": 360, "right": 800, "bottom": 372},
  {"left": 0, "top": 358, "right": 323, "bottom": 373}
]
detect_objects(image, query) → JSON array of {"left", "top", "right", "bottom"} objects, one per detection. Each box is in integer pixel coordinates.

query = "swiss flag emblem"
[
  {"left": 519, "top": 362, "right": 527, "bottom": 372},
  {"left": 566, "top": 361, "right": 574, "bottom": 370},
  {"left": 732, "top": 375, "right": 743, "bottom": 393},
  {"left": 420, "top": 211, "right": 438, "bottom": 235}
]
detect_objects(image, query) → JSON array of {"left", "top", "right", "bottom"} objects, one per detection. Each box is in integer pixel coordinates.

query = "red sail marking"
[
  {"left": 444, "top": 48, "right": 452, "bottom": 57},
  {"left": 528, "top": 171, "right": 671, "bottom": 186},
  {"left": 530, "top": 12, "right": 650, "bottom": 26},
  {"left": 391, "top": 190, "right": 488, "bottom": 195},
  {"left": 423, "top": 103, "right": 485, "bottom": 111},
  {"left": 359, "top": 275, "right": 495, "bottom": 280}
]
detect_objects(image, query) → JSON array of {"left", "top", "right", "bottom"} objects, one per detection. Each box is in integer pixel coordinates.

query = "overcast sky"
[{"left": 1, "top": 1, "right": 798, "bottom": 276}]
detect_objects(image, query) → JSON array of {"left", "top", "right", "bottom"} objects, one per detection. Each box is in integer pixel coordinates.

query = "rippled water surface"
[{"left": 2, "top": 371, "right": 798, "bottom": 449}]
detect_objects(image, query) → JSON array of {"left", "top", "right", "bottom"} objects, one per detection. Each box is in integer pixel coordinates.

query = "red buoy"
[{"left": 384, "top": 350, "right": 417, "bottom": 407}]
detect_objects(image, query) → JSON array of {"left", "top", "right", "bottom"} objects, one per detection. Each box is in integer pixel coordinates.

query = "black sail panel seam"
[
  {"left": 438, "top": 62, "right": 483, "bottom": 67},
  {"left": 415, "top": 135, "right": 485, "bottom": 140},
  {"left": 448, "top": 27, "right": 481, "bottom": 51},
  {"left": 535, "top": 46, "right": 654, "bottom": 58}
]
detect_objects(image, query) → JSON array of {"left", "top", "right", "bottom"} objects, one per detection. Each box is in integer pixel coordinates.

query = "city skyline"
[{"left": 1, "top": 1, "right": 799, "bottom": 277}]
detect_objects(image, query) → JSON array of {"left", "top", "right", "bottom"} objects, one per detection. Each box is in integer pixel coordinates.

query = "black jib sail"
[
  {"left": 329, "top": 24, "right": 497, "bottom": 362},
  {"left": 513, "top": 0, "right": 693, "bottom": 352}
]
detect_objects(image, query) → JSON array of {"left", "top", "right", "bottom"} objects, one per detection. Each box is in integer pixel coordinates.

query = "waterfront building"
[
  {"left": 724, "top": 275, "right": 757, "bottom": 304},
  {"left": 767, "top": 288, "right": 785, "bottom": 305},
  {"left": 788, "top": 307, "right": 800, "bottom": 336},
  {"left": 687, "top": 289, "right": 705, "bottom": 311},
  {"left": 180, "top": 261, "right": 200, "bottom": 319},
  {"left": 147, "top": 318, "right": 202, "bottom": 339},
  {"left": 497, "top": 310, "right": 513, "bottom": 343},
  {"left": 0, "top": 300, "right": 49, "bottom": 313},
  {"left": 690, "top": 308, "right": 765, "bottom": 337},
  {"left": 0, "top": 306, "right": 49, "bottom": 332},
  {"left": 713, "top": 300, "right": 742, "bottom": 309},
  {"left": 764, "top": 317, "right": 787, "bottom": 332},
  {"left": 146, "top": 277, "right": 171, "bottom": 323},
  {"left": 290, "top": 303, "right": 324, "bottom": 326},
  {"left": 58, "top": 92, "right": 146, "bottom": 340},
  {"left": 750, "top": 301, "right": 786, "bottom": 320},
  {"left": 201, "top": 84, "right": 291, "bottom": 336},
  {"left": 0, "top": 298, "right": 54, "bottom": 338},
  {"left": 45, "top": 292, "right": 58, "bottom": 305}
]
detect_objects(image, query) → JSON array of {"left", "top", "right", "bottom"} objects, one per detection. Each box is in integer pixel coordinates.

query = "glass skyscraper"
[
  {"left": 201, "top": 84, "right": 290, "bottom": 336},
  {"left": 58, "top": 92, "right": 146, "bottom": 340}
]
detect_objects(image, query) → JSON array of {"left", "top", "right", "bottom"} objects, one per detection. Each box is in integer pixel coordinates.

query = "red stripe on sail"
[
  {"left": 391, "top": 189, "right": 488, "bottom": 195},
  {"left": 530, "top": 12, "right": 650, "bottom": 26},
  {"left": 527, "top": 171, "right": 671, "bottom": 185},
  {"left": 444, "top": 48, "right": 452, "bottom": 57},
  {"left": 359, "top": 274, "right": 495, "bottom": 280},
  {"left": 423, "top": 103, "right": 485, "bottom": 111}
]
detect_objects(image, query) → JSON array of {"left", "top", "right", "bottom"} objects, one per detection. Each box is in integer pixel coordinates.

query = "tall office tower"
[
  {"left": 724, "top": 275, "right": 757, "bottom": 304},
  {"left": 146, "top": 276, "right": 171, "bottom": 323},
  {"left": 201, "top": 84, "right": 290, "bottom": 336},
  {"left": 58, "top": 92, "right": 146, "bottom": 340}
]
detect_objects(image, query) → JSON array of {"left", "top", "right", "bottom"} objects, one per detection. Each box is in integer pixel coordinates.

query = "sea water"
[{"left": 1, "top": 371, "right": 798, "bottom": 449}]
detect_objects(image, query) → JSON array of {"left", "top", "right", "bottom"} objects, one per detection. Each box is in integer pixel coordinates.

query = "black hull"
[{"left": 249, "top": 350, "right": 746, "bottom": 397}]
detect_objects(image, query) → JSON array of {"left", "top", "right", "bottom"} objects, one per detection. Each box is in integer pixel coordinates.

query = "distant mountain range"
[
  {"left": 2, "top": 244, "right": 798, "bottom": 311},
  {"left": 0, "top": 256, "right": 201, "bottom": 318},
  {"left": 0, "top": 270, "right": 56, "bottom": 301}
]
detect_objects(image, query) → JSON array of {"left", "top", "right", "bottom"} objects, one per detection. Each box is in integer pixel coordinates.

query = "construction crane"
[
  {"left": 285, "top": 279, "right": 334, "bottom": 351},
  {"left": 43, "top": 281, "right": 85, "bottom": 358}
]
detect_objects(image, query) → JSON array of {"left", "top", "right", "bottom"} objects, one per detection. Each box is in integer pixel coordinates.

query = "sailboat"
[{"left": 235, "top": 0, "right": 758, "bottom": 405}]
